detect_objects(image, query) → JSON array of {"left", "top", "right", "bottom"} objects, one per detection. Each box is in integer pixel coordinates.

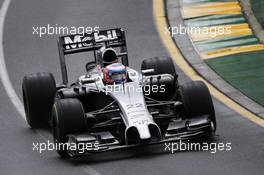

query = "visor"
[{"left": 110, "top": 72, "right": 127, "bottom": 83}]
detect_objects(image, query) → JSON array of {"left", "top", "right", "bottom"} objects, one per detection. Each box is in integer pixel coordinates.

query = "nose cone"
[
  {"left": 137, "top": 124, "right": 151, "bottom": 140},
  {"left": 125, "top": 124, "right": 161, "bottom": 144}
]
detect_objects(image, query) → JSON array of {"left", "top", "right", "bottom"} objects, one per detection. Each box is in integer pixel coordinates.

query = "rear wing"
[{"left": 57, "top": 28, "right": 128, "bottom": 84}]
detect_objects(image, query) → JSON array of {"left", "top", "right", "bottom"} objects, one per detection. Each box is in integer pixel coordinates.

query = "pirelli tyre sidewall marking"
[{"left": 52, "top": 104, "right": 59, "bottom": 132}]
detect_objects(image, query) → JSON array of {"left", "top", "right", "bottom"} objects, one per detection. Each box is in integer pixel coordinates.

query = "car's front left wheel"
[{"left": 51, "top": 98, "right": 86, "bottom": 157}]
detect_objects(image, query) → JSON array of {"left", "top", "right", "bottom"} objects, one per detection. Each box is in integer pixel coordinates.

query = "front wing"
[{"left": 65, "top": 115, "right": 213, "bottom": 157}]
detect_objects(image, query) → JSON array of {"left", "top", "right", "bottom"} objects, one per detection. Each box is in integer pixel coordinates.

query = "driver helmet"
[
  {"left": 103, "top": 63, "right": 127, "bottom": 84},
  {"left": 101, "top": 47, "right": 118, "bottom": 67}
]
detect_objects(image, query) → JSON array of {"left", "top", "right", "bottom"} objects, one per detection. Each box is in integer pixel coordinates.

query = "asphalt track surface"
[{"left": 0, "top": 0, "right": 264, "bottom": 175}]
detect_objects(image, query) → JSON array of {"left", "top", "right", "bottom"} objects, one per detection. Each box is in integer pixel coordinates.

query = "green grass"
[
  {"left": 206, "top": 51, "right": 264, "bottom": 106},
  {"left": 181, "top": 0, "right": 237, "bottom": 4}
]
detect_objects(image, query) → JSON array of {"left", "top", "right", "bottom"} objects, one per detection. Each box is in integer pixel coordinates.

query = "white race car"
[{"left": 22, "top": 28, "right": 216, "bottom": 157}]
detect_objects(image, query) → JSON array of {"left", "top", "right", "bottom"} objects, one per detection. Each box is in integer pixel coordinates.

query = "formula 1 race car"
[{"left": 22, "top": 28, "right": 216, "bottom": 157}]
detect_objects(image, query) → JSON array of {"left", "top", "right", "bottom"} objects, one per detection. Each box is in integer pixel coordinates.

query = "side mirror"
[
  {"left": 141, "top": 68, "right": 155, "bottom": 76},
  {"left": 85, "top": 61, "right": 96, "bottom": 72},
  {"left": 80, "top": 77, "right": 97, "bottom": 84}
]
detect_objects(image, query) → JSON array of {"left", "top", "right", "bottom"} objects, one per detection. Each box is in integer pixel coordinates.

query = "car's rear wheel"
[
  {"left": 22, "top": 72, "right": 56, "bottom": 128},
  {"left": 141, "top": 56, "right": 178, "bottom": 100},
  {"left": 179, "top": 81, "right": 216, "bottom": 132},
  {"left": 141, "top": 56, "right": 177, "bottom": 76},
  {"left": 51, "top": 98, "right": 86, "bottom": 157}
]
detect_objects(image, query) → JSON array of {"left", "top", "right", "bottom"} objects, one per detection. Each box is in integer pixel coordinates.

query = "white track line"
[
  {"left": 0, "top": 1, "right": 101, "bottom": 175},
  {"left": 82, "top": 167, "right": 102, "bottom": 175},
  {"left": 0, "top": 0, "right": 49, "bottom": 142},
  {"left": 0, "top": 0, "right": 26, "bottom": 120}
]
